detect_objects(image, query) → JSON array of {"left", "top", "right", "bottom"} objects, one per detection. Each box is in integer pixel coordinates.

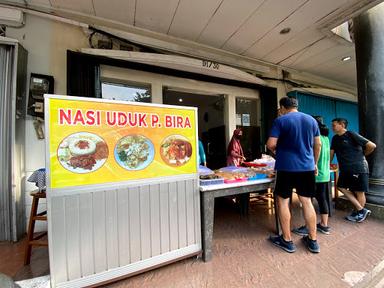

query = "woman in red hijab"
[{"left": 227, "top": 128, "right": 245, "bottom": 166}]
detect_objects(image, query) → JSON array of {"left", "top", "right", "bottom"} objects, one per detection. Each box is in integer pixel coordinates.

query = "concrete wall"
[{"left": 6, "top": 14, "right": 89, "bottom": 232}]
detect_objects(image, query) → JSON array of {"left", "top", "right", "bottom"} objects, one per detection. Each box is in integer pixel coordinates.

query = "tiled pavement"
[{"left": 1, "top": 194, "right": 383, "bottom": 288}]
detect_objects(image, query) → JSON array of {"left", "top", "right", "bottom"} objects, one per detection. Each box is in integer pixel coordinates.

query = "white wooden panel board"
[
  {"left": 315, "top": 64, "right": 357, "bottom": 86},
  {"left": 93, "top": 0, "right": 135, "bottom": 25},
  {"left": 159, "top": 182, "right": 170, "bottom": 253},
  {"left": 280, "top": 38, "right": 338, "bottom": 66},
  {"left": 6, "top": 0, "right": 25, "bottom": 4},
  {"left": 105, "top": 189, "right": 119, "bottom": 269},
  {"left": 79, "top": 193, "right": 95, "bottom": 277},
  {"left": 194, "top": 180, "right": 201, "bottom": 247},
  {"left": 117, "top": 188, "right": 130, "bottom": 266},
  {"left": 197, "top": 0, "right": 264, "bottom": 48},
  {"left": 263, "top": 29, "right": 325, "bottom": 64},
  {"left": 294, "top": 45, "right": 354, "bottom": 70},
  {"left": 50, "top": 197, "right": 68, "bottom": 284},
  {"left": 316, "top": 62, "right": 356, "bottom": 76},
  {"left": 129, "top": 186, "right": 141, "bottom": 262},
  {"left": 50, "top": 0, "right": 95, "bottom": 15},
  {"left": 185, "top": 179, "right": 195, "bottom": 245},
  {"left": 149, "top": 184, "right": 161, "bottom": 257},
  {"left": 305, "top": 53, "right": 356, "bottom": 85},
  {"left": 222, "top": 0, "right": 307, "bottom": 52},
  {"left": 168, "top": 0, "right": 222, "bottom": 40},
  {"left": 177, "top": 181, "right": 187, "bottom": 248},
  {"left": 135, "top": 0, "right": 179, "bottom": 34},
  {"left": 244, "top": 0, "right": 350, "bottom": 59},
  {"left": 49, "top": 177, "right": 200, "bottom": 287},
  {"left": 337, "top": 72, "right": 357, "bottom": 86},
  {"left": 168, "top": 182, "right": 179, "bottom": 251},
  {"left": 1, "top": 0, "right": 25, "bottom": 4},
  {"left": 27, "top": 0, "right": 52, "bottom": 6},
  {"left": 92, "top": 191, "right": 107, "bottom": 273},
  {"left": 311, "top": 55, "right": 355, "bottom": 74},
  {"left": 65, "top": 195, "right": 81, "bottom": 280},
  {"left": 139, "top": 185, "right": 151, "bottom": 260}
]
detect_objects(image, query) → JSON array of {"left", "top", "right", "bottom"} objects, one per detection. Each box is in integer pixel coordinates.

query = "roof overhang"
[{"left": 81, "top": 48, "right": 266, "bottom": 86}]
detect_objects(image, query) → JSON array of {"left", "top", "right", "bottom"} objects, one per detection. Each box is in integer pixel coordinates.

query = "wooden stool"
[{"left": 24, "top": 190, "right": 48, "bottom": 265}]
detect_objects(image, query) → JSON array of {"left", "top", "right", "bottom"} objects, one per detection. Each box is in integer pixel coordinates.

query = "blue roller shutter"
[
  {"left": 287, "top": 91, "right": 359, "bottom": 167},
  {"left": 287, "top": 91, "right": 359, "bottom": 134}
]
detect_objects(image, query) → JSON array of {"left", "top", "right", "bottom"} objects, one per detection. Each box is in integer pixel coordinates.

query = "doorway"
[
  {"left": 163, "top": 88, "right": 226, "bottom": 169},
  {"left": 236, "top": 97, "right": 262, "bottom": 161}
]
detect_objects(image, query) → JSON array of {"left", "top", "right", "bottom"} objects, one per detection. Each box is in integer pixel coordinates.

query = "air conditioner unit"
[{"left": 0, "top": 7, "right": 24, "bottom": 27}]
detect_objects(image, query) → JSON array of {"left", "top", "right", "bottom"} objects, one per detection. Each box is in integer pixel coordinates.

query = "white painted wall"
[
  {"left": 5, "top": 13, "right": 260, "bottom": 233},
  {"left": 101, "top": 65, "right": 260, "bottom": 145},
  {"left": 6, "top": 13, "right": 260, "bottom": 233},
  {"left": 4, "top": 12, "right": 354, "bottom": 235},
  {"left": 6, "top": 14, "right": 89, "bottom": 232}
]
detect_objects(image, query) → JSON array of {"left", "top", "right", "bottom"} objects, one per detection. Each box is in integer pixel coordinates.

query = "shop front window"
[
  {"left": 236, "top": 98, "right": 261, "bottom": 161},
  {"left": 101, "top": 82, "right": 151, "bottom": 102}
]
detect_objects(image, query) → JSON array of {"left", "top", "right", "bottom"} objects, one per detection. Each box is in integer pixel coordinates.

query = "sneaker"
[
  {"left": 302, "top": 235, "right": 320, "bottom": 253},
  {"left": 345, "top": 210, "right": 359, "bottom": 222},
  {"left": 292, "top": 225, "right": 309, "bottom": 236},
  {"left": 317, "top": 223, "right": 331, "bottom": 235},
  {"left": 356, "top": 208, "right": 371, "bottom": 223},
  {"left": 268, "top": 235, "right": 296, "bottom": 253}
]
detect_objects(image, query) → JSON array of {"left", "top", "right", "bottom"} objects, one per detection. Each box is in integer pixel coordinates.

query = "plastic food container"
[
  {"left": 247, "top": 174, "right": 268, "bottom": 181},
  {"left": 199, "top": 177, "right": 224, "bottom": 186},
  {"left": 243, "top": 162, "right": 267, "bottom": 168},
  {"left": 218, "top": 166, "right": 248, "bottom": 173},
  {"left": 223, "top": 177, "right": 248, "bottom": 184},
  {"left": 198, "top": 165, "right": 214, "bottom": 175}
]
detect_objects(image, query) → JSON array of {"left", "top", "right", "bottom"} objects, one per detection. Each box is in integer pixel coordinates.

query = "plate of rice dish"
[
  {"left": 57, "top": 132, "right": 109, "bottom": 173},
  {"left": 114, "top": 135, "right": 154, "bottom": 170},
  {"left": 160, "top": 135, "right": 192, "bottom": 167}
]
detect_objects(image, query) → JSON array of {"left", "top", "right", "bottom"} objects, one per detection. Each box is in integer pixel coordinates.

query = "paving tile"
[{"left": 1, "top": 194, "right": 383, "bottom": 288}]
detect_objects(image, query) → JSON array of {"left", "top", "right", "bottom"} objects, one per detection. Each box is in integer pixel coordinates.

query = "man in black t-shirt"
[{"left": 330, "top": 118, "right": 376, "bottom": 222}]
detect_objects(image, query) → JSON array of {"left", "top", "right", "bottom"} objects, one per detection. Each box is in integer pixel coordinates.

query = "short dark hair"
[
  {"left": 332, "top": 118, "right": 348, "bottom": 128},
  {"left": 313, "top": 115, "right": 324, "bottom": 125},
  {"left": 279, "top": 96, "right": 298, "bottom": 109},
  {"left": 313, "top": 115, "right": 329, "bottom": 136}
]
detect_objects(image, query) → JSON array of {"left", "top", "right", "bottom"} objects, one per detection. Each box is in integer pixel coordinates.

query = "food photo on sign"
[
  {"left": 57, "top": 132, "right": 109, "bottom": 173},
  {"left": 114, "top": 134, "right": 155, "bottom": 170},
  {"left": 160, "top": 134, "right": 192, "bottom": 167}
]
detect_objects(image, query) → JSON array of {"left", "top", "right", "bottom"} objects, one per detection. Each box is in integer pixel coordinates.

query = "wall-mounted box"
[
  {"left": 0, "top": 7, "right": 24, "bottom": 27},
  {"left": 27, "top": 73, "right": 54, "bottom": 118}
]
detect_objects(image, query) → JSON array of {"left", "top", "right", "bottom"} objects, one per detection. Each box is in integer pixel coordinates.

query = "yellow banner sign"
[{"left": 47, "top": 96, "right": 197, "bottom": 188}]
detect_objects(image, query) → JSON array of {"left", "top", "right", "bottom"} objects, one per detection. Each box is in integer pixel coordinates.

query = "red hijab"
[{"left": 227, "top": 129, "right": 244, "bottom": 166}]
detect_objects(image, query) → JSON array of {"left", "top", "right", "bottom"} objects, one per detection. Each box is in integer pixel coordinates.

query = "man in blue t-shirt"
[{"left": 267, "top": 97, "right": 321, "bottom": 254}]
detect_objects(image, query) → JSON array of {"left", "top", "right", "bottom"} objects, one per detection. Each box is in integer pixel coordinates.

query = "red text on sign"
[
  {"left": 164, "top": 115, "right": 191, "bottom": 128},
  {"left": 59, "top": 109, "right": 101, "bottom": 126}
]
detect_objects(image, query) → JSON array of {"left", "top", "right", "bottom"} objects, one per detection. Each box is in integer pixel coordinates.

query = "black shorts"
[
  {"left": 274, "top": 171, "right": 316, "bottom": 199},
  {"left": 338, "top": 172, "right": 369, "bottom": 192}
]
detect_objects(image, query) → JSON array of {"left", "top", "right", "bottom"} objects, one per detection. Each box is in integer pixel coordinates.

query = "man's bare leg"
[
  {"left": 299, "top": 195, "right": 317, "bottom": 240},
  {"left": 339, "top": 188, "right": 363, "bottom": 210},
  {"left": 277, "top": 196, "right": 292, "bottom": 241},
  {"left": 355, "top": 191, "right": 366, "bottom": 208}
]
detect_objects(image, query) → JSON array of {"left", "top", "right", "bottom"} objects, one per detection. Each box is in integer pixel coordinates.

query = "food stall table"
[{"left": 200, "top": 178, "right": 276, "bottom": 262}]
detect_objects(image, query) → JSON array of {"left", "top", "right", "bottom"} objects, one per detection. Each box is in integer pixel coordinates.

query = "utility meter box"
[{"left": 27, "top": 73, "right": 54, "bottom": 118}]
